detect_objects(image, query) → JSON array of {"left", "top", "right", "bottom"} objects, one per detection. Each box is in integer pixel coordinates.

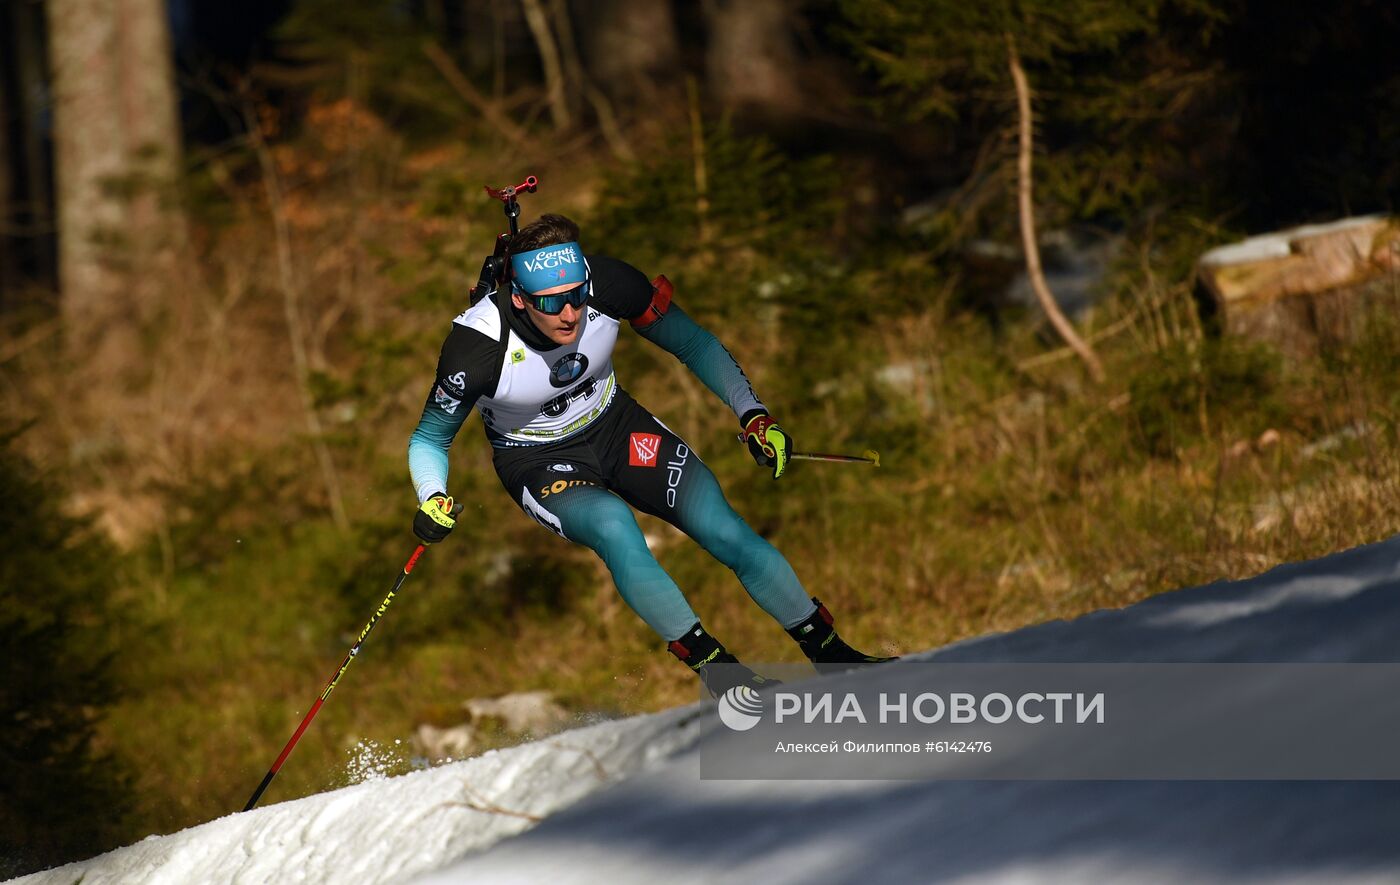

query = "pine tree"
[{"left": 0, "top": 432, "right": 130, "bottom": 877}]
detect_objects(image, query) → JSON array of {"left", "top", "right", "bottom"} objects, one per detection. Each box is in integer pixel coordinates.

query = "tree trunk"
[
  {"left": 549, "top": 0, "right": 632, "bottom": 159},
  {"left": 519, "top": 0, "right": 572, "bottom": 131},
  {"left": 0, "top": 31, "right": 14, "bottom": 302},
  {"left": 1008, "top": 39, "right": 1104, "bottom": 384},
  {"left": 47, "top": 0, "right": 184, "bottom": 366},
  {"left": 579, "top": 0, "right": 680, "bottom": 104},
  {"left": 702, "top": 0, "right": 804, "bottom": 119},
  {"left": 12, "top": 0, "right": 58, "bottom": 296}
]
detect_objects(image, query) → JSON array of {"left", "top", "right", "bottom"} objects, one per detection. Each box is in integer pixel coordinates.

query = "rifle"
[{"left": 469, "top": 175, "right": 539, "bottom": 306}]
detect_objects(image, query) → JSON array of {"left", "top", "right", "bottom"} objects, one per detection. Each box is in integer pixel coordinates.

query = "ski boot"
[
  {"left": 787, "top": 598, "right": 898, "bottom": 674},
  {"left": 668, "top": 623, "right": 781, "bottom": 698}
]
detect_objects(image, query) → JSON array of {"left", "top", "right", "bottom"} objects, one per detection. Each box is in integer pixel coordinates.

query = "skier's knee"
[
  {"left": 695, "top": 509, "right": 763, "bottom": 560},
  {"left": 582, "top": 502, "right": 642, "bottom": 547}
]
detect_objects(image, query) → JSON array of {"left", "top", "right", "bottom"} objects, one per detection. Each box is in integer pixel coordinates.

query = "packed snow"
[{"left": 12, "top": 535, "right": 1400, "bottom": 884}]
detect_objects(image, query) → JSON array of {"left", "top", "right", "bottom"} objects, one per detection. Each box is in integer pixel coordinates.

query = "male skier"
[{"left": 408, "top": 214, "right": 892, "bottom": 696}]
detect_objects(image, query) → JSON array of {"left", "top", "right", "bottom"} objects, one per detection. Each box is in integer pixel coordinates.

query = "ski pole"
[
  {"left": 243, "top": 543, "right": 428, "bottom": 812},
  {"left": 737, "top": 434, "right": 882, "bottom": 468},
  {"left": 791, "top": 449, "right": 881, "bottom": 467}
]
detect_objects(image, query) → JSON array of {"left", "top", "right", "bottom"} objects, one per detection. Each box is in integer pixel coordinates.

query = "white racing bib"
[{"left": 455, "top": 298, "right": 619, "bottom": 446}]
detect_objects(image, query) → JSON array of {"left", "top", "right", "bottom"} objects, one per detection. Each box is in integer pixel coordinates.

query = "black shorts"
[{"left": 492, "top": 390, "right": 696, "bottom": 532}]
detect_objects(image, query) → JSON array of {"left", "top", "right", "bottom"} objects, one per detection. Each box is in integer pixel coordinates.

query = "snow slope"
[{"left": 14, "top": 535, "right": 1400, "bottom": 884}]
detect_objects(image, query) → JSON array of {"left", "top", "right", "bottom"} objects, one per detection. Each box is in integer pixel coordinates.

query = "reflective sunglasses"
[{"left": 514, "top": 278, "right": 591, "bottom": 315}]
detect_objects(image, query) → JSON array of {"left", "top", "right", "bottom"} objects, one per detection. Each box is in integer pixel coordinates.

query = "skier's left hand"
[{"left": 743, "top": 410, "right": 791, "bottom": 479}]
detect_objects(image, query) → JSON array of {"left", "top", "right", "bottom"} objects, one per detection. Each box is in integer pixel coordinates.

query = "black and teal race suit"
[{"left": 408, "top": 254, "right": 816, "bottom": 641}]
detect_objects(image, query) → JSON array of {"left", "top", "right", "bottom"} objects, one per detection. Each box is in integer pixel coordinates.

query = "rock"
[
  {"left": 414, "top": 722, "right": 476, "bottom": 760},
  {"left": 1003, "top": 229, "right": 1122, "bottom": 319},
  {"left": 463, "top": 690, "right": 571, "bottom": 735},
  {"left": 1197, "top": 215, "right": 1400, "bottom": 355},
  {"left": 412, "top": 691, "right": 572, "bottom": 761},
  {"left": 958, "top": 228, "right": 1122, "bottom": 319}
]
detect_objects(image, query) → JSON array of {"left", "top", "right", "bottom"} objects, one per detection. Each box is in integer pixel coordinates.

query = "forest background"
[{"left": 3, "top": 0, "right": 1399, "bottom": 876}]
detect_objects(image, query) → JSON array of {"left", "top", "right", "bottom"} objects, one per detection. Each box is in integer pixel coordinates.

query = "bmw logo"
[{"left": 549, "top": 353, "right": 589, "bottom": 388}]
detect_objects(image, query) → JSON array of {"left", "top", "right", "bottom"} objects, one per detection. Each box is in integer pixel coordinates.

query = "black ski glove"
[{"left": 413, "top": 494, "right": 457, "bottom": 543}]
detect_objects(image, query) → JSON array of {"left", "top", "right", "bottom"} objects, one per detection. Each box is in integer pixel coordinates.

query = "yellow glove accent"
[
  {"left": 414, "top": 494, "right": 457, "bottom": 543},
  {"left": 766, "top": 425, "right": 790, "bottom": 479},
  {"left": 744, "top": 413, "right": 791, "bottom": 479},
  {"left": 421, "top": 495, "right": 456, "bottom": 528}
]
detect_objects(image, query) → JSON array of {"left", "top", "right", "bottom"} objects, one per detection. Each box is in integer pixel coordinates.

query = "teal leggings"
[{"left": 498, "top": 399, "right": 815, "bottom": 641}]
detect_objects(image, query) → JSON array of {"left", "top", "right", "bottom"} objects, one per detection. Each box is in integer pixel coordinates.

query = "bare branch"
[
  {"left": 422, "top": 40, "right": 531, "bottom": 147},
  {"left": 1007, "top": 36, "right": 1105, "bottom": 384},
  {"left": 241, "top": 93, "right": 350, "bottom": 534}
]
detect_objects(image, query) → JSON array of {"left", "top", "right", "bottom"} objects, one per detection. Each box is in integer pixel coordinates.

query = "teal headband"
[{"left": 510, "top": 241, "right": 586, "bottom": 294}]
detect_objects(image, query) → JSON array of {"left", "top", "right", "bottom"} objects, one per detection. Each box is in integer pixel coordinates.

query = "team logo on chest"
[
  {"left": 549, "top": 353, "right": 590, "bottom": 388},
  {"left": 629, "top": 432, "right": 662, "bottom": 467}
]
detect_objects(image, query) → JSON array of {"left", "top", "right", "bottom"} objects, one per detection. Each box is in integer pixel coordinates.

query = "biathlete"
[{"left": 408, "top": 213, "right": 892, "bottom": 696}]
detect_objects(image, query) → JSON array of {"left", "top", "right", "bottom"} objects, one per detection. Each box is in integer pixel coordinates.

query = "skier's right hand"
[{"left": 413, "top": 493, "right": 457, "bottom": 543}]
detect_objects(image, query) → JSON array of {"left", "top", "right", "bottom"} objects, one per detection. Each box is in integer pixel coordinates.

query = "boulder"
[
  {"left": 1197, "top": 215, "right": 1400, "bottom": 355},
  {"left": 414, "top": 722, "right": 476, "bottom": 761},
  {"left": 462, "top": 690, "right": 571, "bottom": 735},
  {"left": 412, "top": 691, "right": 572, "bottom": 761}
]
